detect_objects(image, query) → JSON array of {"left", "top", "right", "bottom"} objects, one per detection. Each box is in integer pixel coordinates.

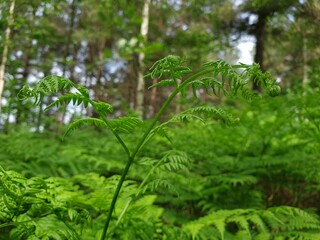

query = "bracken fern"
[{"left": 17, "top": 55, "right": 281, "bottom": 239}]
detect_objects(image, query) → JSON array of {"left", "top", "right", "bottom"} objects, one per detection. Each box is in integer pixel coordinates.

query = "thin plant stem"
[
  {"left": 100, "top": 115, "right": 131, "bottom": 157},
  {"left": 116, "top": 155, "right": 165, "bottom": 226},
  {"left": 100, "top": 68, "right": 214, "bottom": 240}
]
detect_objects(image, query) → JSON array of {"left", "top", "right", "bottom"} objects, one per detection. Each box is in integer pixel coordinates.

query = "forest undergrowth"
[
  {"left": 1, "top": 56, "right": 320, "bottom": 239},
  {"left": 1, "top": 91, "right": 320, "bottom": 239}
]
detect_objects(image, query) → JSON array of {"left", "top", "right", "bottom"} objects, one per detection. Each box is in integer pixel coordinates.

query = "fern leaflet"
[
  {"left": 63, "top": 118, "right": 107, "bottom": 138},
  {"left": 109, "top": 117, "right": 142, "bottom": 134}
]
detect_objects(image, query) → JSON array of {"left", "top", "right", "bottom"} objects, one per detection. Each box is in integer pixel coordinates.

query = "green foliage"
[
  {"left": 0, "top": 167, "right": 83, "bottom": 240},
  {"left": 183, "top": 207, "right": 320, "bottom": 240},
  {"left": 146, "top": 55, "right": 192, "bottom": 82},
  {"left": 186, "top": 60, "right": 280, "bottom": 100},
  {"left": 2, "top": 90, "right": 320, "bottom": 239},
  {"left": 64, "top": 118, "right": 108, "bottom": 138},
  {"left": 109, "top": 117, "right": 143, "bottom": 134},
  {"left": 15, "top": 55, "right": 317, "bottom": 240},
  {"left": 144, "top": 56, "right": 280, "bottom": 101},
  {"left": 18, "top": 76, "right": 76, "bottom": 104},
  {"left": 0, "top": 166, "right": 168, "bottom": 240}
]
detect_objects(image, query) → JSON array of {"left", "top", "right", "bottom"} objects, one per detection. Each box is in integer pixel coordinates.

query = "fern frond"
[
  {"left": 18, "top": 76, "right": 116, "bottom": 120},
  {"left": 44, "top": 93, "right": 91, "bottom": 111},
  {"left": 92, "top": 101, "right": 113, "bottom": 116},
  {"left": 145, "top": 55, "right": 192, "bottom": 89},
  {"left": 209, "top": 173, "right": 258, "bottom": 187},
  {"left": 18, "top": 76, "right": 76, "bottom": 104},
  {"left": 141, "top": 178, "right": 178, "bottom": 195},
  {"left": 31, "top": 214, "right": 79, "bottom": 240},
  {"left": 148, "top": 79, "right": 176, "bottom": 89},
  {"left": 137, "top": 151, "right": 189, "bottom": 196},
  {"left": 158, "top": 150, "right": 190, "bottom": 172},
  {"left": 183, "top": 207, "right": 320, "bottom": 239},
  {"left": 169, "top": 113, "right": 205, "bottom": 123},
  {"left": 75, "top": 84, "right": 90, "bottom": 98},
  {"left": 63, "top": 118, "right": 107, "bottom": 138},
  {"left": 150, "top": 107, "right": 237, "bottom": 142},
  {"left": 109, "top": 117, "right": 142, "bottom": 133},
  {"left": 183, "top": 59, "right": 281, "bottom": 100},
  {"left": 146, "top": 106, "right": 237, "bottom": 147},
  {"left": 36, "top": 76, "right": 76, "bottom": 93},
  {"left": 185, "top": 106, "right": 239, "bottom": 125},
  {"left": 269, "top": 206, "right": 320, "bottom": 232}
]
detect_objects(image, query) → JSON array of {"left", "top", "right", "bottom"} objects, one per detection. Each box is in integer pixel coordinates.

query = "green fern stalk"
[
  {"left": 100, "top": 73, "right": 208, "bottom": 239},
  {"left": 18, "top": 56, "right": 280, "bottom": 240}
]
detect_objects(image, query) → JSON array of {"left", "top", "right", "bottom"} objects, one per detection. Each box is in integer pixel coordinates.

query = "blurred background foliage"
[{"left": 1, "top": 0, "right": 320, "bottom": 239}]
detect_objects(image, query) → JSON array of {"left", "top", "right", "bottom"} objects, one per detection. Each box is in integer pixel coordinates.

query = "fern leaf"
[
  {"left": 170, "top": 113, "right": 205, "bottom": 123},
  {"left": 75, "top": 84, "right": 89, "bottom": 98},
  {"left": 18, "top": 76, "right": 76, "bottom": 105},
  {"left": 92, "top": 101, "right": 113, "bottom": 116},
  {"left": 228, "top": 215, "right": 250, "bottom": 235},
  {"left": 138, "top": 157, "right": 158, "bottom": 166},
  {"left": 109, "top": 117, "right": 142, "bottom": 133},
  {"left": 269, "top": 206, "right": 320, "bottom": 232},
  {"left": 44, "top": 93, "right": 90, "bottom": 111},
  {"left": 153, "top": 126, "right": 173, "bottom": 143},
  {"left": 159, "top": 150, "right": 190, "bottom": 172},
  {"left": 183, "top": 207, "right": 320, "bottom": 239},
  {"left": 210, "top": 174, "right": 258, "bottom": 187},
  {"left": 148, "top": 107, "right": 237, "bottom": 146},
  {"left": 141, "top": 178, "right": 178, "bottom": 195},
  {"left": 33, "top": 214, "right": 79, "bottom": 240},
  {"left": 183, "top": 222, "right": 205, "bottom": 240},
  {"left": 145, "top": 55, "right": 192, "bottom": 88},
  {"left": 246, "top": 212, "right": 268, "bottom": 232},
  {"left": 199, "top": 59, "right": 281, "bottom": 99},
  {"left": 63, "top": 118, "right": 107, "bottom": 138},
  {"left": 148, "top": 79, "right": 176, "bottom": 89},
  {"left": 186, "top": 106, "right": 239, "bottom": 125}
]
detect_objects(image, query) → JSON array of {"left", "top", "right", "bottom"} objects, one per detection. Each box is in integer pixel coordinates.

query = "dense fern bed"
[{"left": 1, "top": 91, "right": 320, "bottom": 239}]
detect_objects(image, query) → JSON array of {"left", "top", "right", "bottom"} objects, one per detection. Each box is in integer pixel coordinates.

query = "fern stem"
[
  {"left": 100, "top": 156, "right": 133, "bottom": 240},
  {"left": 100, "top": 116, "right": 131, "bottom": 158},
  {"left": 100, "top": 68, "right": 214, "bottom": 240},
  {"left": 180, "top": 68, "right": 215, "bottom": 88},
  {"left": 116, "top": 156, "right": 165, "bottom": 225},
  {"left": 131, "top": 68, "right": 215, "bottom": 159}
]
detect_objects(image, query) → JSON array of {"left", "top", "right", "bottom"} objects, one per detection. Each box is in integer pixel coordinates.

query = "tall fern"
[{"left": 18, "top": 55, "right": 281, "bottom": 239}]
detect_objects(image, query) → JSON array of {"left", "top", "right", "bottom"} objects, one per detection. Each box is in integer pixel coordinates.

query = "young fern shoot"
[{"left": 18, "top": 55, "right": 280, "bottom": 239}]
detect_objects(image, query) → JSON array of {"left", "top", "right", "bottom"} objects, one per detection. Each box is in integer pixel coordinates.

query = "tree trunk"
[
  {"left": 302, "top": 34, "right": 308, "bottom": 90},
  {"left": 16, "top": 53, "right": 30, "bottom": 125},
  {"left": 136, "top": 0, "right": 151, "bottom": 118},
  {"left": 0, "top": 0, "right": 15, "bottom": 112},
  {"left": 59, "top": 0, "right": 77, "bottom": 124},
  {"left": 253, "top": 12, "right": 267, "bottom": 91}
]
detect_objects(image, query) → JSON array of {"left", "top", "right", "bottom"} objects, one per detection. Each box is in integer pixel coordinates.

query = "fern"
[
  {"left": 209, "top": 173, "right": 258, "bottom": 187},
  {"left": 18, "top": 76, "right": 76, "bottom": 104},
  {"left": 0, "top": 167, "right": 86, "bottom": 240},
  {"left": 45, "top": 92, "right": 91, "bottom": 111},
  {"left": 145, "top": 55, "right": 192, "bottom": 81},
  {"left": 18, "top": 55, "right": 282, "bottom": 240},
  {"left": 183, "top": 207, "right": 320, "bottom": 240},
  {"left": 148, "top": 79, "right": 176, "bottom": 89},
  {"left": 91, "top": 101, "right": 114, "bottom": 116},
  {"left": 10, "top": 214, "right": 80, "bottom": 240},
  {"left": 144, "top": 57, "right": 280, "bottom": 100},
  {"left": 109, "top": 117, "right": 142, "bottom": 134},
  {"left": 116, "top": 151, "right": 190, "bottom": 226},
  {"left": 63, "top": 118, "right": 108, "bottom": 138},
  {"left": 145, "top": 106, "right": 237, "bottom": 146}
]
